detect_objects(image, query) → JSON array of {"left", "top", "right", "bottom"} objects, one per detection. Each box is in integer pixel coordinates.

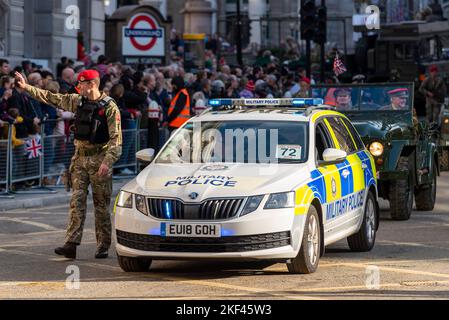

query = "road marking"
[
  {"left": 288, "top": 280, "right": 449, "bottom": 293},
  {"left": 0, "top": 247, "right": 322, "bottom": 300},
  {"left": 378, "top": 239, "right": 449, "bottom": 252},
  {"left": 0, "top": 217, "right": 59, "bottom": 231},
  {"left": 2, "top": 246, "right": 449, "bottom": 299},
  {"left": 331, "top": 262, "right": 449, "bottom": 280}
]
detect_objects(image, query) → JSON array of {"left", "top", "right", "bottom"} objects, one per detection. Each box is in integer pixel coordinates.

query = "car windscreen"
[
  {"left": 156, "top": 121, "right": 309, "bottom": 164},
  {"left": 311, "top": 84, "right": 414, "bottom": 112}
]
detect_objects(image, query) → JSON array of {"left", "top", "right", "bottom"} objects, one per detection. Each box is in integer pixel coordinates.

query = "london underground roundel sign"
[{"left": 122, "top": 13, "right": 165, "bottom": 56}]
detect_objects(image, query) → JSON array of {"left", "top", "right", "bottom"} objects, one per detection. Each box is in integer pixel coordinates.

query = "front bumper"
[{"left": 114, "top": 206, "right": 306, "bottom": 260}]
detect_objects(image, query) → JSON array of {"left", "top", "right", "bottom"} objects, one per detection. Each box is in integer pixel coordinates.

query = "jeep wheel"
[
  {"left": 415, "top": 165, "right": 437, "bottom": 211},
  {"left": 287, "top": 206, "right": 321, "bottom": 274},
  {"left": 439, "top": 149, "right": 449, "bottom": 171},
  {"left": 117, "top": 254, "right": 152, "bottom": 272},
  {"left": 389, "top": 157, "right": 413, "bottom": 221},
  {"left": 347, "top": 191, "right": 377, "bottom": 252}
]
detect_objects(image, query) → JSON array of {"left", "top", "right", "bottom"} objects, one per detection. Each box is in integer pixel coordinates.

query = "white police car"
[{"left": 114, "top": 98, "right": 379, "bottom": 274}]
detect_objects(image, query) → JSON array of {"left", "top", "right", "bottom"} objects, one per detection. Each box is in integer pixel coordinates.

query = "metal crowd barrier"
[
  {"left": 0, "top": 125, "right": 13, "bottom": 199},
  {"left": 42, "top": 131, "right": 76, "bottom": 187},
  {"left": 0, "top": 118, "right": 170, "bottom": 194}
]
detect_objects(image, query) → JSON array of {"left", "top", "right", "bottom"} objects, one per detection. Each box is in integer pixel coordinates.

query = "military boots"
[{"left": 55, "top": 243, "right": 77, "bottom": 259}]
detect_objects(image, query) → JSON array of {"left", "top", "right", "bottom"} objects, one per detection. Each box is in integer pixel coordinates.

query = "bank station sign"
[{"left": 122, "top": 13, "right": 165, "bottom": 57}]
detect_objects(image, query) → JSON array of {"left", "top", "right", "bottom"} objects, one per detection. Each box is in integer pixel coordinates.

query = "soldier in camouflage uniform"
[{"left": 15, "top": 70, "right": 122, "bottom": 260}]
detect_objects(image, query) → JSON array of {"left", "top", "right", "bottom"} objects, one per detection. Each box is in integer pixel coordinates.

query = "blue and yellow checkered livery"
[{"left": 295, "top": 111, "right": 377, "bottom": 217}]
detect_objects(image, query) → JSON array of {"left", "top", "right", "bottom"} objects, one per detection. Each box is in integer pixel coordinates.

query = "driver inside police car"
[{"left": 14, "top": 70, "right": 122, "bottom": 260}]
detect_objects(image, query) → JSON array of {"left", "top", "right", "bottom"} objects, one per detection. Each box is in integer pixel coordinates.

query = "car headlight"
[
  {"left": 135, "top": 194, "right": 148, "bottom": 215},
  {"left": 264, "top": 192, "right": 295, "bottom": 210},
  {"left": 116, "top": 191, "right": 133, "bottom": 208},
  {"left": 444, "top": 118, "right": 449, "bottom": 124},
  {"left": 241, "top": 195, "right": 264, "bottom": 216},
  {"left": 369, "top": 142, "right": 384, "bottom": 157}
]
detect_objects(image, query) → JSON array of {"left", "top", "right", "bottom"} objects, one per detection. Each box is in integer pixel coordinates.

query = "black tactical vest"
[{"left": 74, "top": 96, "right": 114, "bottom": 145}]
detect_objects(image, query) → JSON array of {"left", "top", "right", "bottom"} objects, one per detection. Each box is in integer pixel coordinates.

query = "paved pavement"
[{"left": 1, "top": 174, "right": 449, "bottom": 300}]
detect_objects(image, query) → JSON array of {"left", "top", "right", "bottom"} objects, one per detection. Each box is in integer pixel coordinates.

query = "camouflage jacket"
[{"left": 24, "top": 85, "right": 123, "bottom": 168}]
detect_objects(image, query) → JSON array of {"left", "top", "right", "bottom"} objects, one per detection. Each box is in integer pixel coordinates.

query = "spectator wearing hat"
[
  {"left": 295, "top": 77, "right": 311, "bottom": 98},
  {"left": 334, "top": 88, "right": 353, "bottom": 111},
  {"left": 419, "top": 65, "right": 447, "bottom": 123},
  {"left": 240, "top": 79, "right": 255, "bottom": 99}
]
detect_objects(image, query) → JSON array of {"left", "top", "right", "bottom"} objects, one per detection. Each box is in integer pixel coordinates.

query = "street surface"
[{"left": 1, "top": 173, "right": 449, "bottom": 300}]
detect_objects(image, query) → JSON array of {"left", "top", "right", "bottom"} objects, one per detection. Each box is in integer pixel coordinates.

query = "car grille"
[
  {"left": 147, "top": 198, "right": 245, "bottom": 220},
  {"left": 116, "top": 230, "right": 291, "bottom": 253}
]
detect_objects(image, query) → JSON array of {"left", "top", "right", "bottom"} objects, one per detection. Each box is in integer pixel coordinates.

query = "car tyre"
[
  {"left": 117, "top": 253, "right": 152, "bottom": 272},
  {"left": 390, "top": 156, "right": 413, "bottom": 221},
  {"left": 347, "top": 191, "right": 378, "bottom": 252},
  {"left": 415, "top": 164, "right": 437, "bottom": 211},
  {"left": 287, "top": 206, "right": 321, "bottom": 274}
]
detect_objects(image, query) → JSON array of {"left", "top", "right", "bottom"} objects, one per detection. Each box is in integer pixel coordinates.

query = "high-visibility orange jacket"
[{"left": 168, "top": 89, "right": 191, "bottom": 128}]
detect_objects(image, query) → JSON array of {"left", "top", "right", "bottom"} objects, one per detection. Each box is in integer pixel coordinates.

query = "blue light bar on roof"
[{"left": 208, "top": 98, "right": 324, "bottom": 107}]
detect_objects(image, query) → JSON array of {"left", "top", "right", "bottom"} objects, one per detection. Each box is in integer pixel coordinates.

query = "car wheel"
[
  {"left": 347, "top": 191, "right": 377, "bottom": 252},
  {"left": 439, "top": 149, "right": 449, "bottom": 171},
  {"left": 390, "top": 156, "right": 413, "bottom": 221},
  {"left": 117, "top": 253, "right": 152, "bottom": 272},
  {"left": 415, "top": 164, "right": 437, "bottom": 211},
  {"left": 287, "top": 206, "right": 321, "bottom": 274}
]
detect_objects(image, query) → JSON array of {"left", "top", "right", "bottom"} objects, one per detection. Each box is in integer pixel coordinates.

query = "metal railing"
[
  {"left": 0, "top": 117, "right": 169, "bottom": 195},
  {"left": 0, "top": 125, "right": 13, "bottom": 199}
]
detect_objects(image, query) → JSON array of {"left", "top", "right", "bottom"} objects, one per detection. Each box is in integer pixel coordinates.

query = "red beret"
[
  {"left": 429, "top": 65, "right": 438, "bottom": 73},
  {"left": 300, "top": 77, "right": 311, "bottom": 85},
  {"left": 246, "top": 80, "right": 255, "bottom": 92},
  {"left": 77, "top": 70, "right": 100, "bottom": 82}
]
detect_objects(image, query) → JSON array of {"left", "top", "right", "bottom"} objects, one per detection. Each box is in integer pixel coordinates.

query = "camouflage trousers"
[
  {"left": 65, "top": 152, "right": 113, "bottom": 249},
  {"left": 426, "top": 99, "right": 442, "bottom": 124}
]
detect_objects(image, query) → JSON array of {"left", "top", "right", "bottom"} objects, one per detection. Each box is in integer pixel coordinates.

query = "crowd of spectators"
[{"left": 0, "top": 42, "right": 322, "bottom": 187}]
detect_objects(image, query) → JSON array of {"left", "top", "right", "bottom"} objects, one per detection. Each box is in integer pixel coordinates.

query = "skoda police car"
[{"left": 114, "top": 98, "right": 379, "bottom": 274}]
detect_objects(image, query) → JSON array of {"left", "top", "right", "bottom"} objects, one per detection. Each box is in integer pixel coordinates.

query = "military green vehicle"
[
  {"left": 438, "top": 104, "right": 449, "bottom": 170},
  {"left": 366, "top": 20, "right": 449, "bottom": 82},
  {"left": 312, "top": 83, "right": 439, "bottom": 220},
  {"left": 363, "top": 20, "right": 449, "bottom": 169}
]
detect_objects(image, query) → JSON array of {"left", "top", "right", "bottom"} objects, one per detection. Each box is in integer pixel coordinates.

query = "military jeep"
[{"left": 312, "top": 83, "right": 439, "bottom": 220}]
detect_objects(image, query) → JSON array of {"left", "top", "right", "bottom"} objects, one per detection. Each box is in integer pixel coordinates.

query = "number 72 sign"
[{"left": 276, "top": 145, "right": 303, "bottom": 160}]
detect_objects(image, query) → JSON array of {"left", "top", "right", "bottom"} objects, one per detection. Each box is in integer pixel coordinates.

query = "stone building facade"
[{"left": 0, "top": 0, "right": 106, "bottom": 71}]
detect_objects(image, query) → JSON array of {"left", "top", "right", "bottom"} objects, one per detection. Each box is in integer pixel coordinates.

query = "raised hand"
[{"left": 14, "top": 72, "right": 27, "bottom": 89}]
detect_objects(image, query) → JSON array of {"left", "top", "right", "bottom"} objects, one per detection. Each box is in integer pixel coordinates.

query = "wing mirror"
[
  {"left": 319, "top": 148, "right": 347, "bottom": 166},
  {"left": 136, "top": 148, "right": 155, "bottom": 163}
]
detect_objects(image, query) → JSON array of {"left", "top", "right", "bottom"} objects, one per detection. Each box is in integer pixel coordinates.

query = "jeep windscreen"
[
  {"left": 156, "top": 121, "right": 309, "bottom": 164},
  {"left": 311, "top": 84, "right": 414, "bottom": 112}
]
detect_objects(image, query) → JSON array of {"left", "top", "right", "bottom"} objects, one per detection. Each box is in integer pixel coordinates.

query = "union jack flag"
[
  {"left": 333, "top": 53, "right": 347, "bottom": 77},
  {"left": 25, "top": 136, "right": 43, "bottom": 159}
]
